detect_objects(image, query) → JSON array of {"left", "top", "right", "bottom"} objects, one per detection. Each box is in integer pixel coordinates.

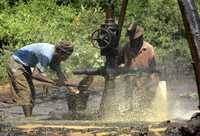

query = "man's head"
[
  {"left": 126, "top": 23, "right": 144, "bottom": 52},
  {"left": 55, "top": 40, "right": 74, "bottom": 61},
  {"left": 126, "top": 23, "right": 144, "bottom": 40}
]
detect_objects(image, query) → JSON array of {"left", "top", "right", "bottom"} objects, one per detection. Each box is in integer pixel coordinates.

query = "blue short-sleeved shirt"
[{"left": 12, "top": 43, "right": 55, "bottom": 72}]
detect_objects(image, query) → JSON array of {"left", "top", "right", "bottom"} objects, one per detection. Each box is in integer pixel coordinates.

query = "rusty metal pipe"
[
  {"left": 118, "top": 0, "right": 128, "bottom": 40},
  {"left": 177, "top": 0, "right": 200, "bottom": 109},
  {"left": 105, "top": 0, "right": 115, "bottom": 24}
]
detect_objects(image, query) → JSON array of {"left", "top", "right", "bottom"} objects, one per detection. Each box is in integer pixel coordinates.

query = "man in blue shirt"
[{"left": 6, "top": 41, "right": 74, "bottom": 117}]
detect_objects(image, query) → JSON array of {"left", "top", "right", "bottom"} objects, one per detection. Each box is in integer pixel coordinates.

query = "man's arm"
[
  {"left": 50, "top": 62, "right": 67, "bottom": 86},
  {"left": 117, "top": 46, "right": 125, "bottom": 66},
  {"left": 55, "top": 65, "right": 67, "bottom": 86},
  {"left": 51, "top": 64, "right": 80, "bottom": 93},
  {"left": 148, "top": 56, "right": 159, "bottom": 81},
  {"left": 149, "top": 56, "right": 156, "bottom": 72},
  {"left": 32, "top": 68, "right": 55, "bottom": 85}
]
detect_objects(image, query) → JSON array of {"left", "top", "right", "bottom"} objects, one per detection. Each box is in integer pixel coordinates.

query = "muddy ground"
[{"left": 0, "top": 78, "right": 199, "bottom": 135}]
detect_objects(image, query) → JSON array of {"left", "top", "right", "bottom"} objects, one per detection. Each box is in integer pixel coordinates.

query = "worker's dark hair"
[{"left": 55, "top": 40, "right": 74, "bottom": 55}]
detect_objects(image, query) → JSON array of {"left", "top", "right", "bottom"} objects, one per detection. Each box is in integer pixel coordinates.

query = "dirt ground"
[{"left": 0, "top": 78, "right": 199, "bottom": 135}]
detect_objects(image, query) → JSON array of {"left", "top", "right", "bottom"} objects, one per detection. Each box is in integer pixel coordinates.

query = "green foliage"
[
  {"left": 0, "top": 0, "right": 105, "bottom": 82},
  {"left": 194, "top": 0, "right": 200, "bottom": 13},
  {"left": 63, "top": 7, "right": 104, "bottom": 75},
  {"left": 54, "top": 0, "right": 106, "bottom": 9}
]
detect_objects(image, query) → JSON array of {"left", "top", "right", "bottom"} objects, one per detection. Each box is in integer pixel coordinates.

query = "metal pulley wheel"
[{"left": 91, "top": 28, "right": 112, "bottom": 49}]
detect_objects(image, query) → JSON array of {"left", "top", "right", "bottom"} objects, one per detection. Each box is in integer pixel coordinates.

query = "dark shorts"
[{"left": 6, "top": 57, "right": 35, "bottom": 106}]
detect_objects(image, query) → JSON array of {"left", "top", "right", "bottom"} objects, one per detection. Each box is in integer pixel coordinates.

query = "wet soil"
[{"left": 0, "top": 78, "right": 199, "bottom": 135}]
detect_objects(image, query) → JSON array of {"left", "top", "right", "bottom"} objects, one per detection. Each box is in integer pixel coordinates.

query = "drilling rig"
[
  {"left": 73, "top": 0, "right": 128, "bottom": 119},
  {"left": 73, "top": 0, "right": 156, "bottom": 120},
  {"left": 72, "top": 0, "right": 200, "bottom": 120}
]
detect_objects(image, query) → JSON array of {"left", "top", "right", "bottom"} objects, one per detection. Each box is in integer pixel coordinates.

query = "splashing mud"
[
  {"left": 148, "top": 81, "right": 168, "bottom": 122},
  {"left": 101, "top": 77, "right": 169, "bottom": 122}
]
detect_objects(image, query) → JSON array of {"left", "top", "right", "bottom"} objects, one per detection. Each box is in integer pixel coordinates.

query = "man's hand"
[
  {"left": 54, "top": 80, "right": 80, "bottom": 94},
  {"left": 66, "top": 87, "right": 80, "bottom": 94},
  {"left": 32, "top": 68, "right": 56, "bottom": 85}
]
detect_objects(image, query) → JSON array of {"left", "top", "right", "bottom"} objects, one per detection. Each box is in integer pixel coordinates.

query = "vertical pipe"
[
  {"left": 177, "top": 0, "right": 200, "bottom": 109},
  {"left": 99, "top": 0, "right": 119, "bottom": 120},
  {"left": 118, "top": 0, "right": 128, "bottom": 41}
]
